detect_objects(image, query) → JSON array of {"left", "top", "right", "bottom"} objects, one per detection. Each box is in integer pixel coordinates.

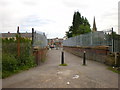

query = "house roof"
[
  {"left": 2, "top": 33, "right": 32, "bottom": 38},
  {"left": 47, "top": 38, "right": 63, "bottom": 43}
]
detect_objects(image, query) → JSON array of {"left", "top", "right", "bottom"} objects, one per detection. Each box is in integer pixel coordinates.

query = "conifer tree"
[{"left": 66, "top": 11, "right": 91, "bottom": 38}]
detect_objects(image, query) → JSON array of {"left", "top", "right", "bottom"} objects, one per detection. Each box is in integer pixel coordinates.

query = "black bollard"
[
  {"left": 61, "top": 51, "right": 64, "bottom": 64},
  {"left": 83, "top": 51, "right": 86, "bottom": 65}
]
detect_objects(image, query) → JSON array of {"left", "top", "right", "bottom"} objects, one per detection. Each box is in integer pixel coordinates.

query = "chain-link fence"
[
  {"left": 32, "top": 30, "right": 48, "bottom": 65},
  {"left": 33, "top": 31, "right": 48, "bottom": 48},
  {"left": 63, "top": 31, "right": 120, "bottom": 52},
  {"left": 113, "top": 36, "right": 120, "bottom": 52}
]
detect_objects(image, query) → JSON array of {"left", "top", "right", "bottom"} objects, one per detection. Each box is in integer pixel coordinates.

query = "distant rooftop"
[{"left": 2, "top": 32, "right": 32, "bottom": 38}]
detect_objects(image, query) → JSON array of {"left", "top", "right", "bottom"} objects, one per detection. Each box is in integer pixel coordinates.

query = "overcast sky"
[{"left": 0, "top": 0, "right": 119, "bottom": 38}]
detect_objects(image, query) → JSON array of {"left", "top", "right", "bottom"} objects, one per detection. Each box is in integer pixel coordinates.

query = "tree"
[
  {"left": 72, "top": 11, "right": 81, "bottom": 35},
  {"left": 66, "top": 11, "right": 91, "bottom": 38},
  {"left": 66, "top": 26, "right": 73, "bottom": 38}
]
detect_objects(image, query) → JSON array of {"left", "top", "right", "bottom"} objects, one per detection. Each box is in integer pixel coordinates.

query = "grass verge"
[
  {"left": 59, "top": 63, "right": 68, "bottom": 66},
  {"left": 107, "top": 67, "right": 120, "bottom": 74}
]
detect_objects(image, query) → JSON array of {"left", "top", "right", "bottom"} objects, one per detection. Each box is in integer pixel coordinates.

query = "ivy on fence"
[{"left": 2, "top": 37, "right": 36, "bottom": 78}]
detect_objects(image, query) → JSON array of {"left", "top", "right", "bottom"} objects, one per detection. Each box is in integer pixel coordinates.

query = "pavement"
[{"left": 2, "top": 49, "right": 118, "bottom": 88}]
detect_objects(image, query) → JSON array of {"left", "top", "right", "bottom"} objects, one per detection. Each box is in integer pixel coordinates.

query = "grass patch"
[
  {"left": 82, "top": 64, "right": 87, "bottom": 66},
  {"left": 59, "top": 63, "right": 68, "bottom": 66},
  {"left": 107, "top": 67, "right": 120, "bottom": 74}
]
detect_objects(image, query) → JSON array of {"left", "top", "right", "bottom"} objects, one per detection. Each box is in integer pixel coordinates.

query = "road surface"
[{"left": 2, "top": 49, "right": 118, "bottom": 88}]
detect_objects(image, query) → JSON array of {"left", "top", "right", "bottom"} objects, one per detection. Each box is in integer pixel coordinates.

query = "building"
[
  {"left": 2, "top": 32, "right": 32, "bottom": 40},
  {"left": 2, "top": 26, "right": 32, "bottom": 40},
  {"left": 48, "top": 37, "right": 63, "bottom": 48},
  {"left": 92, "top": 17, "right": 97, "bottom": 32}
]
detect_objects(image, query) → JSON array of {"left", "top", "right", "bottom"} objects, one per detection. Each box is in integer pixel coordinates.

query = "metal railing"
[{"left": 63, "top": 31, "right": 120, "bottom": 52}]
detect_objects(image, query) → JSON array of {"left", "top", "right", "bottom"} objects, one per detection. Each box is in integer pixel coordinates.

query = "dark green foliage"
[
  {"left": 2, "top": 38, "right": 15, "bottom": 43},
  {"left": 2, "top": 53, "right": 18, "bottom": 72},
  {"left": 66, "top": 26, "right": 73, "bottom": 38},
  {"left": 66, "top": 11, "right": 91, "bottom": 38},
  {"left": 17, "top": 54, "right": 35, "bottom": 67},
  {"left": 2, "top": 37, "right": 36, "bottom": 78},
  {"left": 72, "top": 11, "right": 81, "bottom": 35},
  {"left": 111, "top": 32, "right": 120, "bottom": 39}
]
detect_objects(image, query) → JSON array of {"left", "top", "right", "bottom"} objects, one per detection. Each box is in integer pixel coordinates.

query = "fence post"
[
  {"left": 114, "top": 52, "right": 119, "bottom": 67},
  {"left": 115, "top": 52, "right": 117, "bottom": 67},
  {"left": 112, "top": 27, "right": 114, "bottom": 52},
  {"left": 32, "top": 28, "right": 34, "bottom": 45},
  {"left": 36, "top": 50, "right": 39, "bottom": 65},
  {"left": 17, "top": 26, "right": 20, "bottom": 57}
]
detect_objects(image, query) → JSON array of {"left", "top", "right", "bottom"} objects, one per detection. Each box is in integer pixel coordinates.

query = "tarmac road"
[{"left": 2, "top": 49, "right": 118, "bottom": 88}]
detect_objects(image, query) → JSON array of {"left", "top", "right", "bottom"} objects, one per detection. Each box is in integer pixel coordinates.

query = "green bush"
[
  {"left": 2, "top": 53, "right": 36, "bottom": 78},
  {"left": 2, "top": 53, "right": 18, "bottom": 72},
  {"left": 2, "top": 38, "right": 36, "bottom": 78},
  {"left": 17, "top": 54, "right": 35, "bottom": 67}
]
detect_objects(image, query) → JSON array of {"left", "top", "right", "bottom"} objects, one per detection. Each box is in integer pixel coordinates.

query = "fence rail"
[{"left": 63, "top": 31, "right": 120, "bottom": 52}]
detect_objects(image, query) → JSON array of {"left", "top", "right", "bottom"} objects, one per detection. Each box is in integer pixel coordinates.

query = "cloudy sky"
[{"left": 0, "top": 0, "right": 119, "bottom": 38}]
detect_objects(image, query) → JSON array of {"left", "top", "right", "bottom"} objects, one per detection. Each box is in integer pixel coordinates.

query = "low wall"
[
  {"left": 33, "top": 47, "right": 48, "bottom": 65},
  {"left": 63, "top": 46, "right": 117, "bottom": 66}
]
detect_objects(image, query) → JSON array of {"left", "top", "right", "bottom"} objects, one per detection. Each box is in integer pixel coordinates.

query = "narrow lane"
[{"left": 2, "top": 49, "right": 118, "bottom": 88}]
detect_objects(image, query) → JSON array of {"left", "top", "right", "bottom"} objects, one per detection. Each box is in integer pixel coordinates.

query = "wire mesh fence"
[
  {"left": 112, "top": 36, "right": 120, "bottom": 52},
  {"left": 63, "top": 31, "right": 120, "bottom": 52},
  {"left": 33, "top": 31, "right": 48, "bottom": 48},
  {"left": 32, "top": 30, "right": 48, "bottom": 65}
]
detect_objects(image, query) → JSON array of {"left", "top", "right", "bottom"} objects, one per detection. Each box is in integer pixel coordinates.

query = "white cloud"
[{"left": 0, "top": 0, "right": 119, "bottom": 38}]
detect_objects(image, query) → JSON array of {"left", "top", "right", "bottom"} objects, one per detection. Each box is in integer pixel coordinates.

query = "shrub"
[
  {"left": 2, "top": 38, "right": 36, "bottom": 78},
  {"left": 2, "top": 53, "right": 18, "bottom": 72},
  {"left": 17, "top": 54, "right": 36, "bottom": 67}
]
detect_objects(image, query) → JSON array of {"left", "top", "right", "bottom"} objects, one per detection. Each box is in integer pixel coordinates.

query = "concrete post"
[{"left": 83, "top": 51, "right": 86, "bottom": 65}]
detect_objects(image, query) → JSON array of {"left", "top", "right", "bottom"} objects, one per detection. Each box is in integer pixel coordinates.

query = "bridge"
[{"left": 2, "top": 28, "right": 119, "bottom": 88}]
